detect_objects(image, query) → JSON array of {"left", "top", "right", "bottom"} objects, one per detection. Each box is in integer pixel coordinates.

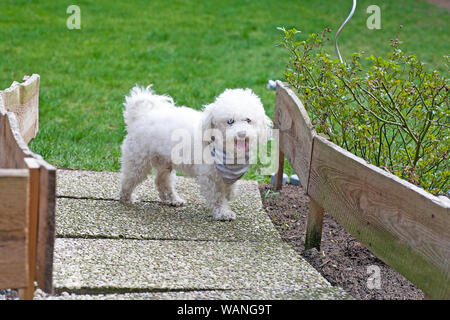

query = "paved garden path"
[{"left": 38, "top": 170, "right": 350, "bottom": 300}]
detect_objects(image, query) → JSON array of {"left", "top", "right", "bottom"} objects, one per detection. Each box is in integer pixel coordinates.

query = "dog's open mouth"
[{"left": 235, "top": 138, "right": 249, "bottom": 151}]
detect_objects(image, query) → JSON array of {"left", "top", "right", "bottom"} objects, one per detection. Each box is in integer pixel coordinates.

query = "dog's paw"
[
  {"left": 163, "top": 196, "right": 186, "bottom": 207},
  {"left": 164, "top": 199, "right": 186, "bottom": 207},
  {"left": 213, "top": 208, "right": 236, "bottom": 221},
  {"left": 119, "top": 193, "right": 139, "bottom": 204}
]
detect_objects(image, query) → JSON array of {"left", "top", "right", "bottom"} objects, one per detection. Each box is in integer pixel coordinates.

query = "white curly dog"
[{"left": 119, "top": 85, "right": 272, "bottom": 220}]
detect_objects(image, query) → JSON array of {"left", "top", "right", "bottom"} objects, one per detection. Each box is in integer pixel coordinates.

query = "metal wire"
[{"left": 335, "top": 0, "right": 357, "bottom": 64}]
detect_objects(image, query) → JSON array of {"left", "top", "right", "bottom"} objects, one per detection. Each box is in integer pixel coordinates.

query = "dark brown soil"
[{"left": 259, "top": 183, "right": 424, "bottom": 300}]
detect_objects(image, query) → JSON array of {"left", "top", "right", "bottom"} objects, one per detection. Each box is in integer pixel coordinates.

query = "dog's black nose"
[{"left": 237, "top": 131, "right": 246, "bottom": 138}]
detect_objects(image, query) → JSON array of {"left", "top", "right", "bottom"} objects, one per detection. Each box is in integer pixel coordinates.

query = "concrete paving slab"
[
  {"left": 56, "top": 170, "right": 262, "bottom": 210},
  {"left": 52, "top": 238, "right": 349, "bottom": 299},
  {"left": 36, "top": 287, "right": 350, "bottom": 300},
  {"left": 45, "top": 170, "right": 352, "bottom": 300},
  {"left": 56, "top": 198, "right": 280, "bottom": 242}
]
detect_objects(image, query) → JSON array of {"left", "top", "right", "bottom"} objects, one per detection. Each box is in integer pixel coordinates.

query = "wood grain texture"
[
  {"left": 274, "top": 81, "right": 315, "bottom": 192},
  {"left": 35, "top": 159, "right": 56, "bottom": 293},
  {"left": 0, "top": 109, "right": 42, "bottom": 169},
  {"left": 0, "top": 170, "right": 29, "bottom": 289},
  {"left": 0, "top": 238, "right": 28, "bottom": 289},
  {"left": 0, "top": 110, "right": 26, "bottom": 169},
  {"left": 0, "top": 170, "right": 29, "bottom": 231},
  {"left": 307, "top": 135, "right": 450, "bottom": 299},
  {"left": 1, "top": 74, "right": 55, "bottom": 295},
  {"left": 20, "top": 158, "right": 41, "bottom": 299},
  {"left": 1, "top": 74, "right": 39, "bottom": 143}
]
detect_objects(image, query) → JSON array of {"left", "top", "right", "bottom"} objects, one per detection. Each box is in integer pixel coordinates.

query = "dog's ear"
[{"left": 201, "top": 104, "right": 214, "bottom": 143}]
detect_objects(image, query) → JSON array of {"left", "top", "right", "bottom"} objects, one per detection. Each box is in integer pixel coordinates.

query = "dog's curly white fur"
[{"left": 119, "top": 85, "right": 272, "bottom": 220}]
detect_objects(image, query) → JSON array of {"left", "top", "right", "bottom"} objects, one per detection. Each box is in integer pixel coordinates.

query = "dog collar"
[{"left": 210, "top": 147, "right": 249, "bottom": 185}]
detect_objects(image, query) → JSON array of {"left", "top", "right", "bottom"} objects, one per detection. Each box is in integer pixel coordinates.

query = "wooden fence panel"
[
  {"left": 0, "top": 75, "right": 55, "bottom": 295},
  {"left": 0, "top": 107, "right": 42, "bottom": 168},
  {"left": 0, "top": 111, "right": 26, "bottom": 169},
  {"left": 307, "top": 135, "right": 450, "bottom": 299},
  {"left": 274, "top": 81, "right": 315, "bottom": 191},
  {"left": 1, "top": 74, "right": 40, "bottom": 144},
  {"left": 0, "top": 169, "right": 29, "bottom": 289}
]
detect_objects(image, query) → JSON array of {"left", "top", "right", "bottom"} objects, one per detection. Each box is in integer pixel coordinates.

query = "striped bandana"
[{"left": 210, "top": 147, "right": 249, "bottom": 185}]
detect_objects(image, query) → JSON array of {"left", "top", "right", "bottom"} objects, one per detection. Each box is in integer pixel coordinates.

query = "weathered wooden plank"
[
  {"left": 305, "top": 197, "right": 325, "bottom": 251},
  {"left": 273, "top": 150, "right": 285, "bottom": 191},
  {"left": 0, "top": 109, "right": 41, "bottom": 169},
  {"left": 274, "top": 81, "right": 315, "bottom": 192},
  {"left": 19, "top": 158, "right": 41, "bottom": 299},
  {"left": 1, "top": 74, "right": 40, "bottom": 143},
  {"left": 0, "top": 169, "right": 29, "bottom": 231},
  {"left": 307, "top": 135, "right": 450, "bottom": 299},
  {"left": 35, "top": 159, "right": 56, "bottom": 293},
  {"left": 0, "top": 170, "right": 29, "bottom": 290},
  {"left": 0, "top": 110, "right": 27, "bottom": 169},
  {"left": 0, "top": 74, "right": 54, "bottom": 296},
  {"left": 0, "top": 238, "right": 28, "bottom": 290}
]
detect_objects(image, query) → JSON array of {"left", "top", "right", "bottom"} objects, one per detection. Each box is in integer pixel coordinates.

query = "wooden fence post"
[
  {"left": 35, "top": 159, "right": 56, "bottom": 294},
  {"left": 305, "top": 197, "right": 324, "bottom": 251},
  {"left": 273, "top": 150, "right": 285, "bottom": 191},
  {"left": 18, "top": 158, "right": 40, "bottom": 300}
]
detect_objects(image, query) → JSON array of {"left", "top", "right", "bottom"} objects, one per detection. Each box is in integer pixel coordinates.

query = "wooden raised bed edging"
[
  {"left": 0, "top": 74, "right": 56, "bottom": 299},
  {"left": 273, "top": 80, "right": 450, "bottom": 299}
]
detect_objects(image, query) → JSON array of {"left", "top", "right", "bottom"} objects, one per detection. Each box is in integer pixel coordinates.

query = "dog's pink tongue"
[{"left": 237, "top": 140, "right": 246, "bottom": 150}]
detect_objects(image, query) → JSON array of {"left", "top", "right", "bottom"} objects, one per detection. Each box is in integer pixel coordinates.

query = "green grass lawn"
[{"left": 0, "top": 0, "right": 448, "bottom": 182}]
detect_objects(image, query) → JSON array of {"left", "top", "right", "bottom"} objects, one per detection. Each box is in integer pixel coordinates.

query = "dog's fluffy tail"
[{"left": 123, "top": 85, "right": 174, "bottom": 126}]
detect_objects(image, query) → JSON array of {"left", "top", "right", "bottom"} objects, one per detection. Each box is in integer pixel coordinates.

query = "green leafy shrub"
[{"left": 280, "top": 27, "right": 449, "bottom": 195}]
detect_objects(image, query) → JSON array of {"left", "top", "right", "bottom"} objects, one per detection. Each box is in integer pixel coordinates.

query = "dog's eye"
[
  {"left": 227, "top": 119, "right": 235, "bottom": 125},
  {"left": 246, "top": 118, "right": 251, "bottom": 123}
]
